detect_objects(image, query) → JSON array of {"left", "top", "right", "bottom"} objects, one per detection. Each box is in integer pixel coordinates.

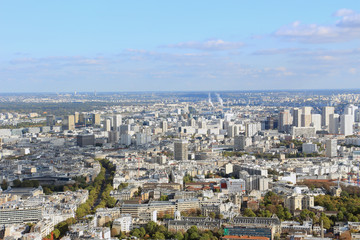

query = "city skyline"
[{"left": 1, "top": 1, "right": 360, "bottom": 92}]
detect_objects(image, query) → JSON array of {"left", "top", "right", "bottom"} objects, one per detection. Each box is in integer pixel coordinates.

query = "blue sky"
[{"left": 1, "top": 1, "right": 360, "bottom": 92}]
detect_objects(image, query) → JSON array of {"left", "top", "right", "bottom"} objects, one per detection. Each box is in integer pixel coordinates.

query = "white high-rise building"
[
  {"left": 160, "top": 121, "right": 168, "bottom": 133},
  {"left": 340, "top": 114, "right": 354, "bottom": 136},
  {"left": 311, "top": 114, "right": 321, "bottom": 131},
  {"left": 104, "top": 118, "right": 112, "bottom": 132},
  {"left": 322, "top": 106, "right": 334, "bottom": 128},
  {"left": 329, "top": 114, "right": 340, "bottom": 134},
  {"left": 301, "top": 107, "right": 312, "bottom": 127},
  {"left": 113, "top": 114, "right": 122, "bottom": 131}
]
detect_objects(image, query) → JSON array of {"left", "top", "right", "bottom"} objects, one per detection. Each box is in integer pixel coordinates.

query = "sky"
[{"left": 1, "top": 1, "right": 360, "bottom": 92}]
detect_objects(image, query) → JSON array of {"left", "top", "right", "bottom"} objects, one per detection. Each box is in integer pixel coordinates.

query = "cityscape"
[{"left": 1, "top": 1, "right": 360, "bottom": 240}]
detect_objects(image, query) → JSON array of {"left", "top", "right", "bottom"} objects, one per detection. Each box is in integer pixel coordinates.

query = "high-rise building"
[
  {"left": 325, "top": 139, "right": 337, "bottom": 158},
  {"left": 322, "top": 106, "right": 334, "bottom": 128},
  {"left": 79, "top": 113, "right": 87, "bottom": 125},
  {"left": 329, "top": 114, "right": 340, "bottom": 134},
  {"left": 63, "top": 115, "right": 75, "bottom": 130},
  {"left": 279, "top": 110, "right": 292, "bottom": 133},
  {"left": 301, "top": 107, "right": 312, "bottom": 127},
  {"left": 311, "top": 114, "right": 321, "bottom": 131},
  {"left": 174, "top": 139, "right": 188, "bottom": 160},
  {"left": 46, "top": 115, "right": 55, "bottom": 127},
  {"left": 104, "top": 118, "right": 112, "bottom": 132},
  {"left": 234, "top": 135, "right": 251, "bottom": 151},
  {"left": 160, "top": 121, "right": 168, "bottom": 133},
  {"left": 92, "top": 113, "right": 101, "bottom": 126},
  {"left": 74, "top": 112, "right": 79, "bottom": 123},
  {"left": 113, "top": 114, "right": 122, "bottom": 131},
  {"left": 292, "top": 108, "right": 302, "bottom": 127},
  {"left": 340, "top": 114, "right": 354, "bottom": 136}
]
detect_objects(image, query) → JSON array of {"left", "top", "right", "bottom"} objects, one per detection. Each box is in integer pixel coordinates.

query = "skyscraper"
[
  {"left": 279, "top": 110, "right": 292, "bottom": 133},
  {"left": 92, "top": 113, "right": 101, "bottom": 126},
  {"left": 340, "top": 114, "right": 354, "bottom": 136},
  {"left": 63, "top": 115, "right": 75, "bottom": 130},
  {"left": 329, "top": 114, "right": 340, "bottom": 134},
  {"left": 325, "top": 139, "right": 337, "bottom": 158},
  {"left": 321, "top": 106, "right": 334, "bottom": 128},
  {"left": 301, "top": 107, "right": 312, "bottom": 127},
  {"left": 46, "top": 115, "right": 55, "bottom": 127},
  {"left": 292, "top": 108, "right": 302, "bottom": 127},
  {"left": 174, "top": 139, "right": 188, "bottom": 160},
  {"left": 113, "top": 114, "right": 122, "bottom": 131}
]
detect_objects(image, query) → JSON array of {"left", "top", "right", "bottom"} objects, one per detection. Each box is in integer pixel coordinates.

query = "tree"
[
  {"left": 209, "top": 212, "right": 216, "bottom": 219},
  {"left": 139, "top": 227, "right": 146, "bottom": 237},
  {"left": 153, "top": 231, "right": 165, "bottom": 240},
  {"left": 52, "top": 229, "right": 61, "bottom": 239},
  {"left": 145, "top": 221, "right": 157, "bottom": 235},
  {"left": 1, "top": 180, "right": 8, "bottom": 190},
  {"left": 243, "top": 208, "right": 256, "bottom": 217},
  {"left": 174, "top": 232, "right": 184, "bottom": 240}
]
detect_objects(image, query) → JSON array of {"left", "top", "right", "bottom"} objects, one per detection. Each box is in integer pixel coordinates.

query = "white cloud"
[
  {"left": 274, "top": 9, "right": 360, "bottom": 43},
  {"left": 165, "top": 39, "right": 244, "bottom": 51}
]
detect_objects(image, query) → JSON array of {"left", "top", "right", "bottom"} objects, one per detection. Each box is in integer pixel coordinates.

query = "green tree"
[
  {"left": 174, "top": 232, "right": 184, "bottom": 240},
  {"left": 52, "top": 229, "right": 61, "bottom": 239},
  {"left": 243, "top": 208, "right": 256, "bottom": 217},
  {"left": 153, "top": 231, "right": 165, "bottom": 240}
]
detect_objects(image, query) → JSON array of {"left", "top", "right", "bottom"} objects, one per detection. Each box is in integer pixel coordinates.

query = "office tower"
[
  {"left": 63, "top": 115, "right": 75, "bottom": 130},
  {"left": 301, "top": 107, "right": 312, "bottom": 127},
  {"left": 325, "top": 139, "right": 337, "bottom": 158},
  {"left": 104, "top": 118, "right": 112, "bottom": 132},
  {"left": 355, "top": 109, "right": 360, "bottom": 122},
  {"left": 92, "top": 113, "right": 101, "bottom": 126},
  {"left": 340, "top": 114, "right": 354, "bottom": 136},
  {"left": 234, "top": 135, "right": 246, "bottom": 151},
  {"left": 174, "top": 139, "right": 188, "bottom": 160},
  {"left": 322, "top": 106, "right": 334, "bottom": 128},
  {"left": 329, "top": 114, "right": 340, "bottom": 134},
  {"left": 108, "top": 131, "right": 119, "bottom": 143},
  {"left": 79, "top": 113, "right": 86, "bottom": 125},
  {"left": 120, "top": 134, "right": 132, "bottom": 146},
  {"left": 74, "top": 112, "right": 79, "bottom": 123},
  {"left": 345, "top": 104, "right": 358, "bottom": 116},
  {"left": 160, "top": 121, "right": 168, "bottom": 133},
  {"left": 228, "top": 125, "right": 235, "bottom": 138},
  {"left": 77, "top": 134, "right": 95, "bottom": 147},
  {"left": 292, "top": 108, "right": 302, "bottom": 127},
  {"left": 120, "top": 124, "right": 131, "bottom": 135},
  {"left": 279, "top": 110, "right": 292, "bottom": 132},
  {"left": 311, "top": 114, "right": 321, "bottom": 131},
  {"left": 113, "top": 114, "right": 122, "bottom": 131},
  {"left": 46, "top": 115, "right": 55, "bottom": 127}
]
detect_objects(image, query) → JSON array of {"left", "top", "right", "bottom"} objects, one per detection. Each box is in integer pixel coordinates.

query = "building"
[
  {"left": 0, "top": 207, "right": 42, "bottom": 225},
  {"left": 302, "top": 143, "right": 318, "bottom": 154},
  {"left": 46, "top": 115, "right": 55, "bottom": 127},
  {"left": 77, "top": 134, "right": 95, "bottom": 147},
  {"left": 112, "top": 214, "right": 132, "bottom": 235},
  {"left": 278, "top": 110, "right": 292, "bottom": 133},
  {"left": 284, "top": 194, "right": 314, "bottom": 213},
  {"left": 329, "top": 114, "right": 340, "bottom": 134},
  {"left": 325, "top": 139, "right": 337, "bottom": 158},
  {"left": 113, "top": 114, "right": 122, "bottom": 131},
  {"left": 221, "top": 179, "right": 246, "bottom": 193},
  {"left": 340, "top": 114, "right": 354, "bottom": 136},
  {"left": 92, "top": 113, "right": 101, "bottom": 126},
  {"left": 234, "top": 135, "right": 251, "bottom": 151},
  {"left": 322, "top": 106, "right": 334, "bottom": 128},
  {"left": 301, "top": 107, "right": 312, "bottom": 127},
  {"left": 292, "top": 108, "right": 302, "bottom": 127},
  {"left": 174, "top": 140, "right": 188, "bottom": 160},
  {"left": 63, "top": 115, "right": 75, "bottom": 130}
]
